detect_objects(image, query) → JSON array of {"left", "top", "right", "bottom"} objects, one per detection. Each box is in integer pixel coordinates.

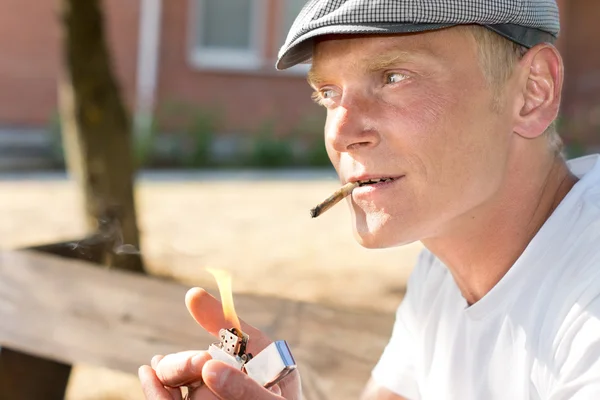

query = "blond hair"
[{"left": 461, "top": 25, "right": 562, "bottom": 153}]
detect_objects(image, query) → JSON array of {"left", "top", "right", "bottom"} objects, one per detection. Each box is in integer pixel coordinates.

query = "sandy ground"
[{"left": 0, "top": 172, "right": 422, "bottom": 399}]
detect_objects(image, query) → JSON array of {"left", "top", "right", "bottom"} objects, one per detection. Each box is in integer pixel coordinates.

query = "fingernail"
[
  {"left": 201, "top": 362, "right": 218, "bottom": 385},
  {"left": 217, "top": 364, "right": 231, "bottom": 389},
  {"left": 203, "top": 369, "right": 217, "bottom": 380}
]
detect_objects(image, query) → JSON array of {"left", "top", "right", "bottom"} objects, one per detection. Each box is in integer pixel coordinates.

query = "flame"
[{"left": 206, "top": 268, "right": 242, "bottom": 332}]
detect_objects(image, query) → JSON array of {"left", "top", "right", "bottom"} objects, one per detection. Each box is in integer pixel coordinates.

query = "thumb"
[
  {"left": 202, "top": 360, "right": 282, "bottom": 400},
  {"left": 185, "top": 288, "right": 272, "bottom": 354}
]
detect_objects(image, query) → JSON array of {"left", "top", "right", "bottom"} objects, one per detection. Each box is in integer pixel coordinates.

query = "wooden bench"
[{"left": 0, "top": 250, "right": 395, "bottom": 399}]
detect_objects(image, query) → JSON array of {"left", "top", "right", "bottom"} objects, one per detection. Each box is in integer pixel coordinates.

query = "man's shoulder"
[
  {"left": 567, "top": 154, "right": 600, "bottom": 179},
  {"left": 566, "top": 154, "right": 600, "bottom": 211},
  {"left": 537, "top": 154, "right": 600, "bottom": 289},
  {"left": 525, "top": 227, "right": 600, "bottom": 365},
  {"left": 533, "top": 263, "right": 600, "bottom": 389}
]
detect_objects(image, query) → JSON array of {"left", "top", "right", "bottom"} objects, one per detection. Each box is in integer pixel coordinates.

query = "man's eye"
[
  {"left": 385, "top": 72, "right": 408, "bottom": 84},
  {"left": 311, "top": 88, "right": 337, "bottom": 107},
  {"left": 321, "top": 89, "right": 335, "bottom": 98}
]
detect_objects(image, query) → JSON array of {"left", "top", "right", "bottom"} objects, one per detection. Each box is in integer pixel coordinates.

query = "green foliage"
[
  {"left": 555, "top": 113, "right": 595, "bottom": 160},
  {"left": 44, "top": 100, "right": 331, "bottom": 170},
  {"left": 247, "top": 119, "right": 295, "bottom": 168},
  {"left": 47, "top": 111, "right": 66, "bottom": 167},
  {"left": 143, "top": 108, "right": 331, "bottom": 169},
  {"left": 131, "top": 100, "right": 222, "bottom": 168},
  {"left": 181, "top": 108, "right": 220, "bottom": 167},
  {"left": 133, "top": 114, "right": 158, "bottom": 168},
  {"left": 290, "top": 111, "right": 331, "bottom": 167},
  {"left": 305, "top": 140, "right": 331, "bottom": 166},
  {"left": 564, "top": 138, "right": 587, "bottom": 159}
]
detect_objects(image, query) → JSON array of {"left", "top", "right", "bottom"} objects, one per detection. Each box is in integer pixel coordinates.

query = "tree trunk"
[{"left": 58, "top": 0, "right": 144, "bottom": 272}]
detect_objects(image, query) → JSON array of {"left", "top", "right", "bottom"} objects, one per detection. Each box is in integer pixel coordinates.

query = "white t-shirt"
[{"left": 372, "top": 154, "right": 600, "bottom": 400}]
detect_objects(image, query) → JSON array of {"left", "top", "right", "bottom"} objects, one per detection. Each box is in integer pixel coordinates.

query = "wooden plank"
[
  {"left": 0, "top": 250, "right": 395, "bottom": 399},
  {"left": 0, "top": 347, "right": 71, "bottom": 399},
  {"left": 0, "top": 240, "right": 110, "bottom": 400}
]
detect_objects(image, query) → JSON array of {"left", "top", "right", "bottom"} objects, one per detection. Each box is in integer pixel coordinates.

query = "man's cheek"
[
  {"left": 326, "top": 146, "right": 337, "bottom": 161},
  {"left": 325, "top": 145, "right": 340, "bottom": 170},
  {"left": 415, "top": 98, "right": 454, "bottom": 135}
]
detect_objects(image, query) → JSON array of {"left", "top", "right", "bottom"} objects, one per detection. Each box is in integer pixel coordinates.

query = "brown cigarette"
[{"left": 310, "top": 182, "right": 359, "bottom": 218}]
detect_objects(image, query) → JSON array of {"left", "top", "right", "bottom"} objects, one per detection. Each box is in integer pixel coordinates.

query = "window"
[
  {"left": 190, "top": 0, "right": 266, "bottom": 70},
  {"left": 278, "top": 0, "right": 310, "bottom": 74}
]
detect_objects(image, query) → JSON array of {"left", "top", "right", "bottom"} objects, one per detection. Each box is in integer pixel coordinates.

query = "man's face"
[{"left": 309, "top": 28, "right": 517, "bottom": 248}]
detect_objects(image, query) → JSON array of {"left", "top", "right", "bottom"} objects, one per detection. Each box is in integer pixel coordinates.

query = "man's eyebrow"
[
  {"left": 307, "top": 68, "right": 326, "bottom": 88},
  {"left": 364, "top": 51, "right": 416, "bottom": 73}
]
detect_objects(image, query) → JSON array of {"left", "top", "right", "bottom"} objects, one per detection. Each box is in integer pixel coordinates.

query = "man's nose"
[{"left": 326, "top": 94, "right": 380, "bottom": 153}]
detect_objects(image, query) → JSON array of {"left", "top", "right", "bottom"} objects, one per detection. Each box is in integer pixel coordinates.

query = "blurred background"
[{"left": 0, "top": 0, "right": 598, "bottom": 399}]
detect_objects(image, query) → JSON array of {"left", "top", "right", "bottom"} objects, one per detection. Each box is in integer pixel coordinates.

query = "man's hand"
[{"left": 138, "top": 287, "right": 301, "bottom": 399}]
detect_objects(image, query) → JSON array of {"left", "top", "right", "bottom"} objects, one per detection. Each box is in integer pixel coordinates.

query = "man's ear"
[{"left": 513, "top": 44, "right": 563, "bottom": 139}]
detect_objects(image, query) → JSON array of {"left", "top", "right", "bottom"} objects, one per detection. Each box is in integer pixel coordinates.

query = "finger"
[
  {"left": 139, "top": 365, "right": 182, "bottom": 400},
  {"left": 276, "top": 369, "right": 301, "bottom": 396},
  {"left": 185, "top": 288, "right": 272, "bottom": 353},
  {"left": 151, "top": 355, "right": 164, "bottom": 370},
  {"left": 202, "top": 360, "right": 282, "bottom": 400},
  {"left": 184, "top": 288, "right": 260, "bottom": 337},
  {"left": 187, "top": 385, "right": 220, "bottom": 400},
  {"left": 151, "top": 355, "right": 182, "bottom": 397},
  {"left": 154, "top": 351, "right": 211, "bottom": 388}
]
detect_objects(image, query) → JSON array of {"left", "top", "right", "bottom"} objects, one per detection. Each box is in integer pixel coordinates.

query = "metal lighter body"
[{"left": 208, "top": 328, "right": 296, "bottom": 388}]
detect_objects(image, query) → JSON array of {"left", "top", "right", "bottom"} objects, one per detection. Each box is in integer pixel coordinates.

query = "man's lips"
[
  {"left": 348, "top": 175, "right": 404, "bottom": 187},
  {"left": 350, "top": 176, "right": 405, "bottom": 201}
]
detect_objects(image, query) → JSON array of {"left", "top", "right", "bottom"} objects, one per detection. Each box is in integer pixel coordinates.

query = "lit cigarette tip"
[{"left": 310, "top": 181, "right": 359, "bottom": 218}]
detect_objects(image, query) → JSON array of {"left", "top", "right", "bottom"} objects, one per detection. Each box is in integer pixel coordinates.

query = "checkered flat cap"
[{"left": 276, "top": 0, "right": 560, "bottom": 70}]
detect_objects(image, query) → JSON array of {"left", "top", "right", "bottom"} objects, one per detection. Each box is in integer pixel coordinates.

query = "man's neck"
[{"left": 422, "top": 149, "right": 579, "bottom": 306}]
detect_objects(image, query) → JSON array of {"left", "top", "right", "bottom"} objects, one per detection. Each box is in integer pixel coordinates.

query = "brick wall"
[
  {"left": 0, "top": 0, "right": 140, "bottom": 127},
  {"left": 559, "top": 0, "right": 600, "bottom": 148},
  {"left": 0, "top": 0, "right": 60, "bottom": 126}
]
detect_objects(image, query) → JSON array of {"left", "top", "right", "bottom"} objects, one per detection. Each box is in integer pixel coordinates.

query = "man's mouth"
[{"left": 355, "top": 177, "right": 398, "bottom": 186}]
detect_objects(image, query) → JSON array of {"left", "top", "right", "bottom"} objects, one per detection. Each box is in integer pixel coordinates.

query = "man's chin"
[
  {"left": 353, "top": 229, "right": 397, "bottom": 249},
  {"left": 353, "top": 221, "right": 419, "bottom": 249},
  {"left": 351, "top": 208, "right": 415, "bottom": 248}
]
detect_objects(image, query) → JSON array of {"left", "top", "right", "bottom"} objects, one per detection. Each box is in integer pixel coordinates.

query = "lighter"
[{"left": 208, "top": 327, "right": 297, "bottom": 388}]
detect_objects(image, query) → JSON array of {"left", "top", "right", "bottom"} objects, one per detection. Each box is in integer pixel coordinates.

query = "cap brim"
[
  {"left": 276, "top": 23, "right": 455, "bottom": 70},
  {"left": 276, "top": 23, "right": 557, "bottom": 70},
  {"left": 484, "top": 24, "right": 557, "bottom": 49}
]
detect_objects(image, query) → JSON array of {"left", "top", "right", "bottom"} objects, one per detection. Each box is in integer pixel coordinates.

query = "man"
[{"left": 139, "top": 0, "right": 600, "bottom": 399}]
